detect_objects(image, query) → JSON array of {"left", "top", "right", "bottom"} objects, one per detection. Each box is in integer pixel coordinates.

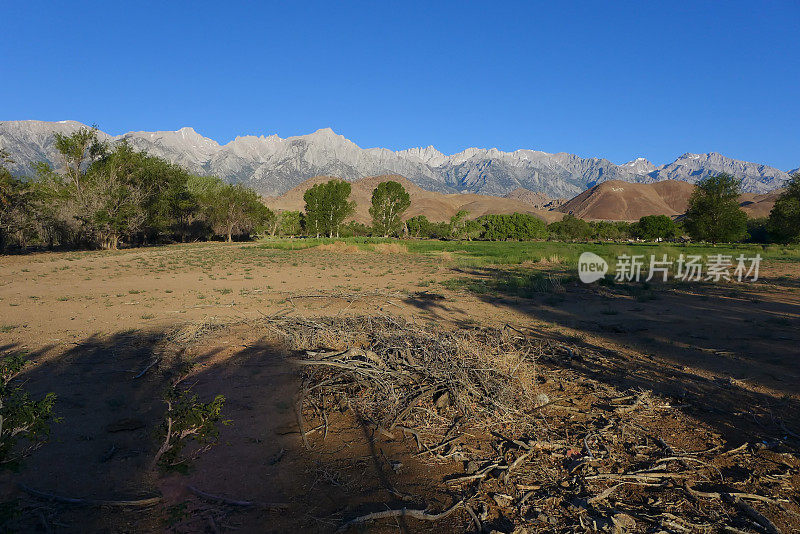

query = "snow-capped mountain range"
[{"left": 0, "top": 120, "right": 794, "bottom": 197}]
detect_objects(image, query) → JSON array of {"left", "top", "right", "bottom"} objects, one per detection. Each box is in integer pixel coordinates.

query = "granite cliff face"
[{"left": 0, "top": 120, "right": 792, "bottom": 196}]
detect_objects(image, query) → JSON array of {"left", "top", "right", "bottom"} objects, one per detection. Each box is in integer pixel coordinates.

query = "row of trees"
[
  {"left": 3, "top": 131, "right": 798, "bottom": 250},
  {"left": 300, "top": 179, "right": 413, "bottom": 238},
  {"left": 297, "top": 174, "right": 800, "bottom": 244},
  {"left": 0, "top": 127, "right": 274, "bottom": 251}
]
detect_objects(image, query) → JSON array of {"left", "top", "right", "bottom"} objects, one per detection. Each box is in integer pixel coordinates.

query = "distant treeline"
[
  {"left": 275, "top": 173, "right": 800, "bottom": 245},
  {"left": 1, "top": 127, "right": 799, "bottom": 252}
]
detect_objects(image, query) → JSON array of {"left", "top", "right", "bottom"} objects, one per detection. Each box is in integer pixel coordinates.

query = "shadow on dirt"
[
  {"left": 0, "top": 323, "right": 468, "bottom": 533},
  {"left": 446, "top": 265, "right": 800, "bottom": 446}
]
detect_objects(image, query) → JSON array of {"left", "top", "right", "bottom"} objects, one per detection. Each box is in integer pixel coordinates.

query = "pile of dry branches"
[
  {"left": 281, "top": 315, "right": 543, "bottom": 439},
  {"left": 272, "top": 315, "right": 800, "bottom": 533}
]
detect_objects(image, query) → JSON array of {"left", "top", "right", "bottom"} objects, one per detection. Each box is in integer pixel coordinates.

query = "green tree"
[
  {"left": 27, "top": 127, "right": 108, "bottom": 248},
  {"left": 210, "top": 183, "right": 273, "bottom": 242},
  {"left": 187, "top": 176, "right": 272, "bottom": 242},
  {"left": 548, "top": 214, "right": 591, "bottom": 241},
  {"left": 462, "top": 219, "right": 484, "bottom": 241},
  {"left": 4, "top": 126, "right": 299, "bottom": 251},
  {"left": 53, "top": 125, "right": 106, "bottom": 196},
  {"left": 82, "top": 142, "right": 152, "bottom": 249},
  {"left": 0, "top": 151, "right": 17, "bottom": 249},
  {"left": 449, "top": 210, "right": 470, "bottom": 240},
  {"left": 631, "top": 215, "right": 679, "bottom": 241},
  {"left": 278, "top": 211, "right": 303, "bottom": 236},
  {"left": 0, "top": 152, "right": 33, "bottom": 251},
  {"left": 406, "top": 215, "right": 430, "bottom": 238},
  {"left": 303, "top": 179, "right": 355, "bottom": 238},
  {"left": 767, "top": 173, "right": 800, "bottom": 243},
  {"left": 683, "top": 173, "right": 747, "bottom": 243},
  {"left": 369, "top": 181, "right": 411, "bottom": 237},
  {"left": 340, "top": 221, "right": 372, "bottom": 237},
  {"left": 0, "top": 149, "right": 14, "bottom": 208},
  {"left": 589, "top": 220, "right": 633, "bottom": 241},
  {"left": 0, "top": 354, "right": 58, "bottom": 466},
  {"left": 478, "top": 213, "right": 547, "bottom": 241},
  {"left": 746, "top": 217, "right": 770, "bottom": 243},
  {"left": 262, "top": 209, "right": 280, "bottom": 237}
]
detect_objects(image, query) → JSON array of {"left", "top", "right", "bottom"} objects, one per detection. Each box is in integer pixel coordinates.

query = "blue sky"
[{"left": 2, "top": 1, "right": 798, "bottom": 169}]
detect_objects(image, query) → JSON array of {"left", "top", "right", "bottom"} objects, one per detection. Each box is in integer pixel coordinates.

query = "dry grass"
[
  {"left": 434, "top": 251, "right": 454, "bottom": 264},
  {"left": 315, "top": 241, "right": 361, "bottom": 253},
  {"left": 371, "top": 243, "right": 408, "bottom": 254}
]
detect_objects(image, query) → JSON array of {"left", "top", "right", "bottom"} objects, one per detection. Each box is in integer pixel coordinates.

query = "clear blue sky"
[{"left": 2, "top": 1, "right": 798, "bottom": 169}]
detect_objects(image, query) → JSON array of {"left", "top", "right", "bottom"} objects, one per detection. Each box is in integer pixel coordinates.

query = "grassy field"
[{"left": 258, "top": 236, "right": 800, "bottom": 268}]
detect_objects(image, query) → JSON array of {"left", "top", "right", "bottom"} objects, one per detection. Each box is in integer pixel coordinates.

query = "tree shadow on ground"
[
  {"left": 0, "top": 322, "right": 470, "bottom": 533},
  {"left": 448, "top": 265, "right": 800, "bottom": 448}
]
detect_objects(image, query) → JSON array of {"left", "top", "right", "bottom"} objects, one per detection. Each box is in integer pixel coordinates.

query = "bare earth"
[{"left": 1, "top": 242, "right": 798, "bottom": 532}]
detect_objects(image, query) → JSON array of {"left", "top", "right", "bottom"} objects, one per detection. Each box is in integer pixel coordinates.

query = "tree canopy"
[
  {"left": 369, "top": 181, "right": 411, "bottom": 237},
  {"left": 547, "top": 214, "right": 592, "bottom": 241},
  {"left": 683, "top": 173, "right": 747, "bottom": 243},
  {"left": 478, "top": 213, "right": 548, "bottom": 241},
  {"left": 0, "top": 128, "right": 274, "bottom": 251},
  {"left": 767, "top": 173, "right": 800, "bottom": 243},
  {"left": 303, "top": 179, "right": 355, "bottom": 238},
  {"left": 631, "top": 215, "right": 679, "bottom": 240}
]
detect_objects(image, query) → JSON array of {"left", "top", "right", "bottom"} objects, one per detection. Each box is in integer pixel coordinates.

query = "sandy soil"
[{"left": 1, "top": 242, "right": 798, "bottom": 532}]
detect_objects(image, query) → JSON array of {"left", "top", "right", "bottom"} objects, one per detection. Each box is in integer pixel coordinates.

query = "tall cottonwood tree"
[
  {"left": 53, "top": 126, "right": 105, "bottom": 196},
  {"left": 768, "top": 173, "right": 800, "bottom": 243},
  {"left": 449, "top": 210, "right": 470, "bottom": 239},
  {"left": 83, "top": 142, "right": 150, "bottom": 249},
  {"left": 369, "top": 181, "right": 411, "bottom": 237},
  {"left": 0, "top": 150, "right": 26, "bottom": 250},
  {"left": 0, "top": 150, "right": 14, "bottom": 207},
  {"left": 303, "top": 179, "right": 355, "bottom": 238},
  {"left": 683, "top": 173, "right": 747, "bottom": 243},
  {"left": 193, "top": 179, "right": 273, "bottom": 242}
]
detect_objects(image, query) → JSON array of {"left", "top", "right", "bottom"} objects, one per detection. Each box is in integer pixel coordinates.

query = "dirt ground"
[{"left": 1, "top": 242, "right": 799, "bottom": 533}]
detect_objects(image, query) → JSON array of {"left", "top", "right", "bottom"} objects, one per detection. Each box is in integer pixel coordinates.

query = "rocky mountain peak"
[{"left": 0, "top": 120, "right": 791, "bottom": 197}]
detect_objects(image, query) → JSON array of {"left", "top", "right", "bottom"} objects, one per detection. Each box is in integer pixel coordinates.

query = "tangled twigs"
[
  {"left": 723, "top": 493, "right": 782, "bottom": 534},
  {"left": 283, "top": 315, "right": 544, "bottom": 439},
  {"left": 267, "top": 315, "right": 800, "bottom": 532}
]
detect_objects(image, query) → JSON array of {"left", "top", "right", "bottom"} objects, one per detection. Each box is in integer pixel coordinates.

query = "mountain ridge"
[{"left": 0, "top": 120, "right": 793, "bottom": 198}]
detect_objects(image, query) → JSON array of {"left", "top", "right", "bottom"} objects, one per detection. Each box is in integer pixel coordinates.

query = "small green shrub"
[
  {"left": 0, "top": 354, "right": 58, "bottom": 467},
  {"left": 152, "top": 387, "right": 229, "bottom": 471}
]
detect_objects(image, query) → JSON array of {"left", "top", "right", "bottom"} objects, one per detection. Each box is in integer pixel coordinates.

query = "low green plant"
[
  {"left": 152, "top": 387, "right": 229, "bottom": 471},
  {"left": 0, "top": 354, "right": 58, "bottom": 467}
]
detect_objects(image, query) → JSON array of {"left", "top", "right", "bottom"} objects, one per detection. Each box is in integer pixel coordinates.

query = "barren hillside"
[
  {"left": 503, "top": 187, "right": 566, "bottom": 210},
  {"left": 264, "top": 175, "right": 563, "bottom": 224},
  {"left": 558, "top": 180, "right": 781, "bottom": 221},
  {"left": 739, "top": 190, "right": 784, "bottom": 218}
]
